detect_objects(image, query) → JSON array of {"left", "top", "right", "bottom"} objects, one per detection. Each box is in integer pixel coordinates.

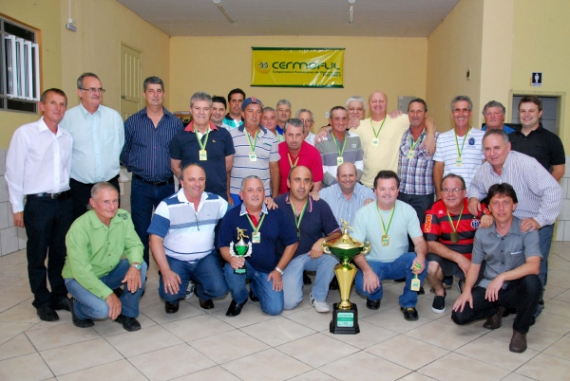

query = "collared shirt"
[
  {"left": 508, "top": 124, "right": 566, "bottom": 171},
  {"left": 121, "top": 107, "right": 184, "bottom": 182},
  {"left": 482, "top": 124, "right": 516, "bottom": 134},
  {"left": 170, "top": 121, "right": 235, "bottom": 199},
  {"left": 305, "top": 132, "right": 316, "bottom": 146},
  {"left": 63, "top": 209, "right": 143, "bottom": 299},
  {"left": 222, "top": 113, "right": 243, "bottom": 130},
  {"left": 278, "top": 141, "right": 324, "bottom": 195},
  {"left": 5, "top": 117, "right": 73, "bottom": 213},
  {"left": 217, "top": 203, "right": 298, "bottom": 273},
  {"left": 318, "top": 183, "right": 375, "bottom": 227},
  {"left": 230, "top": 125, "right": 280, "bottom": 196},
  {"left": 60, "top": 103, "right": 125, "bottom": 183},
  {"left": 472, "top": 217, "right": 541, "bottom": 289},
  {"left": 468, "top": 151, "right": 562, "bottom": 227},
  {"left": 398, "top": 128, "right": 439, "bottom": 195},
  {"left": 433, "top": 127, "right": 485, "bottom": 191},
  {"left": 147, "top": 189, "right": 228, "bottom": 262},
  {"left": 274, "top": 193, "right": 339, "bottom": 257},
  {"left": 316, "top": 131, "right": 364, "bottom": 187}
]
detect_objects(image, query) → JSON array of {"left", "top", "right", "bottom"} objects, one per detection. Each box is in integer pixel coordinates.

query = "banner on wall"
[{"left": 251, "top": 47, "right": 344, "bottom": 88}]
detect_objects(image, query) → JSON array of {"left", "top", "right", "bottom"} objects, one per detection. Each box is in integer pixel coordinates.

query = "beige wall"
[
  {"left": 426, "top": 0, "right": 484, "bottom": 132},
  {"left": 169, "top": 36, "right": 428, "bottom": 131}
]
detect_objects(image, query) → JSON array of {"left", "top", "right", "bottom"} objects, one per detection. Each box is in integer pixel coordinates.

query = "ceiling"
[{"left": 116, "top": 0, "right": 461, "bottom": 38}]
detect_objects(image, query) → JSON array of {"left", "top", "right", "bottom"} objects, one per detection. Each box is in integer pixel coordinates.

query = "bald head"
[
  {"left": 337, "top": 162, "right": 358, "bottom": 195},
  {"left": 368, "top": 91, "right": 388, "bottom": 119}
]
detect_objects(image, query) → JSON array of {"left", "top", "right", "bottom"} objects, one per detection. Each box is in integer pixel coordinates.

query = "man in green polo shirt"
[{"left": 63, "top": 182, "right": 146, "bottom": 332}]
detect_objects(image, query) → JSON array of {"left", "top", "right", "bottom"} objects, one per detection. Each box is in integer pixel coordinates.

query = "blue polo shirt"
[
  {"left": 275, "top": 194, "right": 340, "bottom": 257},
  {"left": 218, "top": 204, "right": 298, "bottom": 273}
]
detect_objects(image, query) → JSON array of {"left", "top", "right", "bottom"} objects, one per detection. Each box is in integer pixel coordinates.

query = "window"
[{"left": 0, "top": 16, "right": 40, "bottom": 113}]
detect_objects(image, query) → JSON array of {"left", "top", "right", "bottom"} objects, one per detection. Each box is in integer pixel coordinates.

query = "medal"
[
  {"left": 381, "top": 235, "right": 390, "bottom": 246},
  {"left": 407, "top": 133, "right": 424, "bottom": 160},
  {"left": 336, "top": 156, "right": 344, "bottom": 166},
  {"left": 249, "top": 152, "right": 257, "bottom": 161},
  {"left": 372, "top": 138, "right": 379, "bottom": 146},
  {"left": 246, "top": 130, "right": 259, "bottom": 162},
  {"left": 446, "top": 206, "right": 464, "bottom": 245},
  {"left": 378, "top": 204, "right": 396, "bottom": 247},
  {"left": 291, "top": 200, "right": 308, "bottom": 239},
  {"left": 196, "top": 128, "right": 210, "bottom": 161},
  {"left": 199, "top": 149, "right": 207, "bottom": 161},
  {"left": 411, "top": 274, "right": 421, "bottom": 291},
  {"left": 455, "top": 156, "right": 463, "bottom": 167},
  {"left": 454, "top": 128, "right": 471, "bottom": 169},
  {"left": 252, "top": 232, "right": 261, "bottom": 243},
  {"left": 370, "top": 117, "right": 386, "bottom": 146},
  {"left": 246, "top": 212, "right": 265, "bottom": 244},
  {"left": 450, "top": 232, "right": 459, "bottom": 243},
  {"left": 407, "top": 150, "right": 415, "bottom": 159},
  {"left": 332, "top": 134, "right": 347, "bottom": 166}
]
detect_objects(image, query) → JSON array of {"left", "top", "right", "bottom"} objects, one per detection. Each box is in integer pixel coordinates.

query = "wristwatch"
[
  {"left": 275, "top": 266, "right": 284, "bottom": 275},
  {"left": 131, "top": 263, "right": 142, "bottom": 270}
]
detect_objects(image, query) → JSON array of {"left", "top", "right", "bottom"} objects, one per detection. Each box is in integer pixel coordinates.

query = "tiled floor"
[{"left": 1, "top": 243, "right": 570, "bottom": 381}]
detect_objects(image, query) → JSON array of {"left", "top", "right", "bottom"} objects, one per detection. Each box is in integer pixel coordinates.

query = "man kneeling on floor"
[
  {"left": 148, "top": 164, "right": 229, "bottom": 314},
  {"left": 452, "top": 183, "right": 542, "bottom": 353},
  {"left": 63, "top": 182, "right": 146, "bottom": 331}
]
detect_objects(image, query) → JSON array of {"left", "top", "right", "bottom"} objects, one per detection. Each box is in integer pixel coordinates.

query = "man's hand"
[
  {"left": 315, "top": 129, "right": 329, "bottom": 144},
  {"left": 420, "top": 134, "right": 436, "bottom": 156},
  {"left": 308, "top": 240, "right": 324, "bottom": 259},
  {"left": 452, "top": 291, "right": 473, "bottom": 313},
  {"left": 480, "top": 215, "right": 494, "bottom": 229},
  {"left": 267, "top": 270, "right": 283, "bottom": 291},
  {"left": 362, "top": 269, "right": 380, "bottom": 293},
  {"left": 227, "top": 194, "right": 234, "bottom": 206},
  {"left": 485, "top": 274, "right": 505, "bottom": 302},
  {"left": 13, "top": 212, "right": 24, "bottom": 228},
  {"left": 106, "top": 293, "right": 122, "bottom": 320},
  {"left": 520, "top": 218, "right": 541, "bottom": 232},
  {"left": 411, "top": 257, "right": 425, "bottom": 275},
  {"left": 389, "top": 109, "right": 403, "bottom": 119},
  {"left": 468, "top": 198, "right": 481, "bottom": 216},
  {"left": 161, "top": 269, "right": 182, "bottom": 295},
  {"left": 348, "top": 118, "right": 360, "bottom": 129},
  {"left": 310, "top": 191, "right": 320, "bottom": 201},
  {"left": 122, "top": 265, "right": 143, "bottom": 293},
  {"left": 265, "top": 197, "right": 277, "bottom": 210},
  {"left": 363, "top": 198, "right": 374, "bottom": 206},
  {"left": 455, "top": 255, "right": 471, "bottom": 277},
  {"left": 229, "top": 256, "right": 245, "bottom": 270}
]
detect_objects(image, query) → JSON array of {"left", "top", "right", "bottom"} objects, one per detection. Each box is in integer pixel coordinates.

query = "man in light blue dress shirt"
[{"left": 60, "top": 73, "right": 125, "bottom": 219}]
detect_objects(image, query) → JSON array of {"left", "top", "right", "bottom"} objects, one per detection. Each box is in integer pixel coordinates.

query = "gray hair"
[
  {"left": 276, "top": 99, "right": 292, "bottom": 109},
  {"left": 482, "top": 100, "right": 506, "bottom": 116},
  {"left": 283, "top": 118, "right": 305, "bottom": 133},
  {"left": 483, "top": 128, "right": 509, "bottom": 145},
  {"left": 345, "top": 96, "right": 367, "bottom": 110},
  {"left": 190, "top": 91, "right": 212, "bottom": 108},
  {"left": 90, "top": 182, "right": 117, "bottom": 199},
  {"left": 295, "top": 108, "right": 314, "bottom": 121},
  {"left": 77, "top": 72, "right": 100, "bottom": 89},
  {"left": 451, "top": 95, "right": 473, "bottom": 111},
  {"left": 241, "top": 175, "right": 263, "bottom": 191},
  {"left": 143, "top": 76, "right": 164, "bottom": 92},
  {"left": 262, "top": 106, "right": 276, "bottom": 114}
]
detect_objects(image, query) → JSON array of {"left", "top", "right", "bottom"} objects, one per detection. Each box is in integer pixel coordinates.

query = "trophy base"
[
  {"left": 330, "top": 303, "right": 360, "bottom": 334},
  {"left": 234, "top": 268, "right": 246, "bottom": 275}
]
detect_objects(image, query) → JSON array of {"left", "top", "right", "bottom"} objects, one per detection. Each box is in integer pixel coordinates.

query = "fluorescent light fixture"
[
  {"left": 213, "top": 0, "right": 235, "bottom": 23},
  {"left": 348, "top": 0, "right": 355, "bottom": 24}
]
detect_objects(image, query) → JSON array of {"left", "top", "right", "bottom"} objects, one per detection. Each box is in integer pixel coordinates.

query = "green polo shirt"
[{"left": 63, "top": 209, "right": 143, "bottom": 300}]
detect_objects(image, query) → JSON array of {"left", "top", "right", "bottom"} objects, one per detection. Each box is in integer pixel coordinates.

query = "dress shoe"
[
  {"left": 165, "top": 301, "right": 179, "bottom": 314},
  {"left": 51, "top": 297, "right": 71, "bottom": 311},
  {"left": 199, "top": 298, "right": 214, "bottom": 309},
  {"left": 115, "top": 314, "right": 141, "bottom": 332},
  {"left": 401, "top": 307, "right": 419, "bottom": 321},
  {"left": 303, "top": 271, "right": 312, "bottom": 285},
  {"left": 249, "top": 290, "right": 259, "bottom": 302},
  {"left": 226, "top": 299, "right": 247, "bottom": 317},
  {"left": 483, "top": 307, "right": 505, "bottom": 330},
  {"left": 70, "top": 298, "right": 94, "bottom": 328},
  {"left": 366, "top": 298, "right": 381, "bottom": 310},
  {"left": 509, "top": 330, "right": 527, "bottom": 353},
  {"left": 36, "top": 306, "right": 59, "bottom": 322}
]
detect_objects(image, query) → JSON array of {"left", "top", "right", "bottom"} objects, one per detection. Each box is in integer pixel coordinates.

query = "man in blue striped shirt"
[{"left": 121, "top": 76, "right": 184, "bottom": 267}]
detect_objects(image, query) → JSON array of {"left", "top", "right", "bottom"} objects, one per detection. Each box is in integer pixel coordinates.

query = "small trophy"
[
  {"left": 229, "top": 227, "right": 252, "bottom": 274},
  {"left": 322, "top": 220, "right": 371, "bottom": 334}
]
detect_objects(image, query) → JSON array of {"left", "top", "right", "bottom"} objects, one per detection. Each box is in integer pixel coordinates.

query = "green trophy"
[
  {"left": 230, "top": 227, "right": 252, "bottom": 274},
  {"left": 322, "top": 219, "right": 371, "bottom": 334}
]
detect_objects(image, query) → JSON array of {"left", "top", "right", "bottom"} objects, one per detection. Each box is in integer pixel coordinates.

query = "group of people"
[{"left": 5, "top": 72, "right": 564, "bottom": 354}]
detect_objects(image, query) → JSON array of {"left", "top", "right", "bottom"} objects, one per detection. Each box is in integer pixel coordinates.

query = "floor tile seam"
[
  {"left": 105, "top": 331, "right": 183, "bottom": 359},
  {"left": 394, "top": 370, "right": 439, "bottom": 380},
  {"left": 353, "top": 346, "right": 423, "bottom": 372},
  {"left": 403, "top": 326, "right": 489, "bottom": 353},
  {"left": 454, "top": 343, "right": 542, "bottom": 372},
  {"left": 35, "top": 335, "right": 108, "bottom": 355},
  {"left": 187, "top": 339, "right": 270, "bottom": 366},
  {"left": 415, "top": 351, "right": 507, "bottom": 377},
  {"left": 539, "top": 333, "right": 570, "bottom": 361}
]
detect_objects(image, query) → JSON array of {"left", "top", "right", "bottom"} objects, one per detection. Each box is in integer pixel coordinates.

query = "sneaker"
[
  {"left": 431, "top": 293, "right": 446, "bottom": 313},
  {"left": 400, "top": 306, "right": 419, "bottom": 321},
  {"left": 185, "top": 280, "right": 195, "bottom": 299},
  {"left": 310, "top": 294, "right": 330, "bottom": 313}
]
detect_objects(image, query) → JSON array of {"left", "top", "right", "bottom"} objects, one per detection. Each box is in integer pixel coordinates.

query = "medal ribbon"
[
  {"left": 245, "top": 130, "right": 259, "bottom": 153},
  {"left": 377, "top": 203, "right": 396, "bottom": 237},
  {"left": 246, "top": 212, "right": 266, "bottom": 233},
  {"left": 332, "top": 133, "right": 347, "bottom": 158},
  {"left": 196, "top": 128, "right": 210, "bottom": 151},
  {"left": 454, "top": 127, "right": 471, "bottom": 159},
  {"left": 446, "top": 206, "right": 464, "bottom": 236},
  {"left": 290, "top": 200, "right": 308, "bottom": 234},
  {"left": 370, "top": 117, "right": 387, "bottom": 139},
  {"left": 409, "top": 131, "right": 425, "bottom": 151},
  {"left": 287, "top": 153, "right": 300, "bottom": 169}
]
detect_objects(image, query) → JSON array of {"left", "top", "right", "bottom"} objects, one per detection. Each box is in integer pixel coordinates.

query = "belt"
[
  {"left": 27, "top": 191, "right": 71, "bottom": 200},
  {"left": 133, "top": 174, "right": 174, "bottom": 186}
]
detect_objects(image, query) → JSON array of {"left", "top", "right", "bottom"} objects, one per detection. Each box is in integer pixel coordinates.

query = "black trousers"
[
  {"left": 451, "top": 275, "right": 541, "bottom": 334},
  {"left": 24, "top": 196, "right": 74, "bottom": 308},
  {"left": 69, "top": 175, "right": 120, "bottom": 220}
]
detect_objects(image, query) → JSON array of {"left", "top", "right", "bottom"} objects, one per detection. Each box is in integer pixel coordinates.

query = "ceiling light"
[
  {"left": 213, "top": 0, "right": 235, "bottom": 24},
  {"left": 348, "top": 0, "right": 355, "bottom": 24}
]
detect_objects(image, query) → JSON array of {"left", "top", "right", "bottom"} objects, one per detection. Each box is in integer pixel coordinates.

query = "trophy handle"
[
  {"left": 361, "top": 241, "right": 371, "bottom": 255},
  {"left": 321, "top": 240, "right": 331, "bottom": 254}
]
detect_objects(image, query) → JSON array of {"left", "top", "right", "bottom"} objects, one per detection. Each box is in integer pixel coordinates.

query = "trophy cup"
[
  {"left": 229, "top": 228, "right": 252, "bottom": 274},
  {"left": 322, "top": 219, "right": 371, "bottom": 334}
]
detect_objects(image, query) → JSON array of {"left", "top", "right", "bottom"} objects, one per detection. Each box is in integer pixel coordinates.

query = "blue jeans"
[
  {"left": 354, "top": 252, "right": 427, "bottom": 308},
  {"left": 282, "top": 253, "right": 339, "bottom": 309},
  {"left": 158, "top": 253, "right": 228, "bottom": 303},
  {"left": 65, "top": 260, "right": 147, "bottom": 319},
  {"left": 223, "top": 261, "right": 283, "bottom": 315},
  {"left": 538, "top": 224, "right": 554, "bottom": 287},
  {"left": 131, "top": 177, "right": 175, "bottom": 266}
]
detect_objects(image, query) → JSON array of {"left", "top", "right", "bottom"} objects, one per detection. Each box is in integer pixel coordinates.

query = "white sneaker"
[
  {"left": 310, "top": 294, "right": 330, "bottom": 313},
  {"left": 185, "top": 280, "right": 195, "bottom": 299}
]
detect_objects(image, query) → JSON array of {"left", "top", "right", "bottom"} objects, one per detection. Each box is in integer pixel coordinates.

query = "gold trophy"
[{"left": 322, "top": 219, "right": 370, "bottom": 334}]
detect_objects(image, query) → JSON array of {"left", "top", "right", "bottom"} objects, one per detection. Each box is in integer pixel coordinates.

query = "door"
[{"left": 120, "top": 44, "right": 142, "bottom": 121}]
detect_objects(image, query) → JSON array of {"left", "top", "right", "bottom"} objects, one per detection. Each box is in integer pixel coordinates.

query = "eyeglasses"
[
  {"left": 80, "top": 87, "right": 106, "bottom": 93},
  {"left": 442, "top": 187, "right": 464, "bottom": 194}
]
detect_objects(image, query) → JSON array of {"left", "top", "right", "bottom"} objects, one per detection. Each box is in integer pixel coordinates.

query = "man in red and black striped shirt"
[{"left": 423, "top": 174, "right": 483, "bottom": 313}]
